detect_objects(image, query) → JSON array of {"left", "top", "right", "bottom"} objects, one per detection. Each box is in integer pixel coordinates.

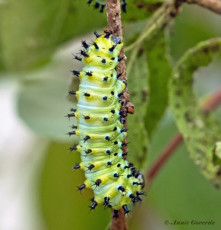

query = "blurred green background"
[{"left": 0, "top": 0, "right": 221, "bottom": 230}]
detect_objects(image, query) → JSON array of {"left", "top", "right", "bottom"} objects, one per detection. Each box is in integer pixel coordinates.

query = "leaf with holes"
[{"left": 169, "top": 38, "right": 221, "bottom": 186}]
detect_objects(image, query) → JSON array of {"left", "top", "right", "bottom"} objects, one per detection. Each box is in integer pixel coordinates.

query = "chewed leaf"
[
  {"left": 213, "top": 142, "right": 221, "bottom": 166},
  {"left": 169, "top": 38, "right": 221, "bottom": 187},
  {"left": 144, "top": 30, "right": 172, "bottom": 137}
]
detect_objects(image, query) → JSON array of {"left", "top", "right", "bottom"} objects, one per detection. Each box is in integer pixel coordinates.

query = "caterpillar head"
[{"left": 82, "top": 34, "right": 123, "bottom": 69}]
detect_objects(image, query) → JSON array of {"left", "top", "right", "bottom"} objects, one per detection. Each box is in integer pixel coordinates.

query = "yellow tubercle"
[
  {"left": 75, "top": 144, "right": 82, "bottom": 152},
  {"left": 75, "top": 129, "right": 80, "bottom": 136},
  {"left": 94, "top": 174, "right": 115, "bottom": 185},
  {"left": 74, "top": 112, "right": 79, "bottom": 119},
  {"left": 79, "top": 162, "right": 85, "bottom": 170},
  {"left": 84, "top": 179, "right": 92, "bottom": 189},
  {"left": 75, "top": 91, "right": 80, "bottom": 100},
  {"left": 78, "top": 72, "right": 83, "bottom": 81},
  {"left": 103, "top": 186, "right": 119, "bottom": 200},
  {"left": 94, "top": 196, "right": 103, "bottom": 204}
]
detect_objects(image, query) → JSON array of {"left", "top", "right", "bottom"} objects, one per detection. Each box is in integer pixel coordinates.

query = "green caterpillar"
[
  {"left": 68, "top": 31, "right": 144, "bottom": 217},
  {"left": 87, "top": 0, "right": 127, "bottom": 13}
]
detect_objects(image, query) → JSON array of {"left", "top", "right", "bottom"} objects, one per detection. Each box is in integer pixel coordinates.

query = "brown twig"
[
  {"left": 106, "top": 0, "right": 129, "bottom": 229},
  {"left": 136, "top": 0, "right": 221, "bottom": 15},
  {"left": 185, "top": 0, "right": 221, "bottom": 14},
  {"left": 147, "top": 133, "right": 183, "bottom": 184},
  {"left": 203, "top": 88, "right": 221, "bottom": 111},
  {"left": 106, "top": 0, "right": 132, "bottom": 116},
  {"left": 147, "top": 88, "right": 221, "bottom": 184}
]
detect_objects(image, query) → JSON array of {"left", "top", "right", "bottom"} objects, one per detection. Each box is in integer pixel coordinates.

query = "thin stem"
[
  {"left": 106, "top": 0, "right": 128, "bottom": 229},
  {"left": 126, "top": 0, "right": 182, "bottom": 78},
  {"left": 203, "top": 88, "right": 221, "bottom": 111},
  {"left": 146, "top": 88, "right": 221, "bottom": 184},
  {"left": 147, "top": 134, "right": 183, "bottom": 184},
  {"left": 125, "top": 0, "right": 182, "bottom": 53}
]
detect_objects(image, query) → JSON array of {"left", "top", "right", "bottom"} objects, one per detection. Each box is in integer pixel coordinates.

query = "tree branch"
[
  {"left": 106, "top": 0, "right": 129, "bottom": 229},
  {"left": 147, "top": 88, "right": 221, "bottom": 184},
  {"left": 186, "top": 0, "right": 221, "bottom": 14},
  {"left": 147, "top": 134, "right": 183, "bottom": 184},
  {"left": 203, "top": 88, "right": 221, "bottom": 111}
]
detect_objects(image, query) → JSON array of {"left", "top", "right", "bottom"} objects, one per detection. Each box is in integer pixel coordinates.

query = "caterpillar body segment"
[{"left": 69, "top": 32, "right": 144, "bottom": 213}]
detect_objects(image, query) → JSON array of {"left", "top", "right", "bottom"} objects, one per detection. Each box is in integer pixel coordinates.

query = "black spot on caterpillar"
[
  {"left": 68, "top": 31, "right": 144, "bottom": 213},
  {"left": 87, "top": 0, "right": 127, "bottom": 13}
]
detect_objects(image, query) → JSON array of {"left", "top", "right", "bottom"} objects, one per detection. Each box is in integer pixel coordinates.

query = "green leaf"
[
  {"left": 39, "top": 142, "right": 109, "bottom": 230},
  {"left": 122, "top": 0, "right": 156, "bottom": 22},
  {"left": 170, "top": 5, "right": 221, "bottom": 60},
  {"left": 147, "top": 114, "right": 221, "bottom": 230},
  {"left": 144, "top": 31, "right": 172, "bottom": 137},
  {"left": 169, "top": 38, "right": 221, "bottom": 186},
  {"left": 0, "top": 0, "right": 106, "bottom": 71},
  {"left": 17, "top": 76, "right": 77, "bottom": 142},
  {"left": 16, "top": 43, "right": 82, "bottom": 141},
  {"left": 127, "top": 52, "right": 149, "bottom": 169},
  {"left": 213, "top": 142, "right": 221, "bottom": 166},
  {"left": 0, "top": 42, "right": 5, "bottom": 71}
]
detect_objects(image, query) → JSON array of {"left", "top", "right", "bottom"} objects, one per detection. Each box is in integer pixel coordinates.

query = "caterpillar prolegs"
[
  {"left": 87, "top": 0, "right": 127, "bottom": 13},
  {"left": 68, "top": 31, "right": 144, "bottom": 216}
]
